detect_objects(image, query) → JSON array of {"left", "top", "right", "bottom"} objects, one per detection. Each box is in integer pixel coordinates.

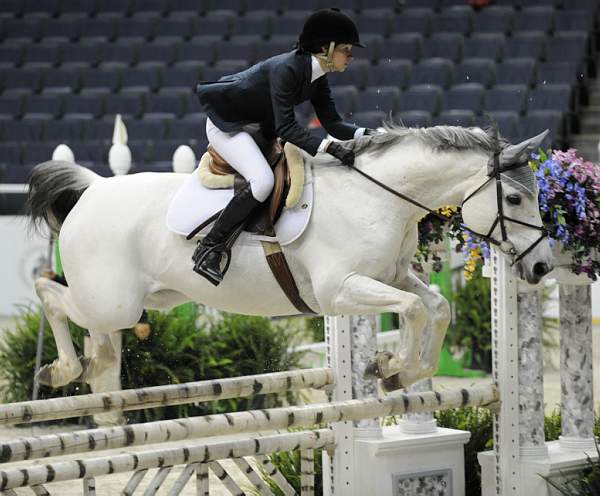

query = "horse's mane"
[{"left": 347, "top": 121, "right": 502, "bottom": 157}]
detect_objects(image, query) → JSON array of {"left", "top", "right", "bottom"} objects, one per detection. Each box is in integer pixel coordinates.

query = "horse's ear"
[{"left": 499, "top": 130, "right": 549, "bottom": 168}]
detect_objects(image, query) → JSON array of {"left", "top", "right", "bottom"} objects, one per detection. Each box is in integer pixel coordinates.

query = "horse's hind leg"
[{"left": 34, "top": 277, "right": 84, "bottom": 387}]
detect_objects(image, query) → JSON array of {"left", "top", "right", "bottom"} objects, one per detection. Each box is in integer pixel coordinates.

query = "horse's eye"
[{"left": 506, "top": 194, "right": 521, "bottom": 205}]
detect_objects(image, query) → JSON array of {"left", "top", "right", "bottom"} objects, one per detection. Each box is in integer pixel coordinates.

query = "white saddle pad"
[{"left": 166, "top": 165, "right": 313, "bottom": 246}]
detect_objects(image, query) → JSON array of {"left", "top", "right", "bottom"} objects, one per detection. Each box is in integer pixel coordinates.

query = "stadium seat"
[
  {"left": 160, "top": 66, "right": 203, "bottom": 94},
  {"left": 43, "top": 18, "right": 82, "bottom": 43},
  {"left": 153, "top": 18, "right": 193, "bottom": 42},
  {"left": 3, "top": 18, "right": 44, "bottom": 43},
  {"left": 350, "top": 111, "right": 387, "bottom": 130},
  {"left": 1, "top": 68, "right": 43, "bottom": 95},
  {"left": 191, "top": 11, "right": 236, "bottom": 39},
  {"left": 398, "top": 85, "right": 443, "bottom": 115},
  {"left": 255, "top": 35, "right": 297, "bottom": 60},
  {"left": 431, "top": 6, "right": 473, "bottom": 36},
  {"left": 43, "top": 119, "right": 85, "bottom": 143},
  {"left": 98, "top": 40, "right": 140, "bottom": 69},
  {"left": 463, "top": 33, "right": 505, "bottom": 61},
  {"left": 168, "top": 119, "right": 206, "bottom": 141},
  {"left": 354, "top": 87, "right": 400, "bottom": 114},
  {"left": 137, "top": 41, "right": 177, "bottom": 67},
  {"left": 42, "top": 69, "right": 81, "bottom": 94},
  {"left": 62, "top": 43, "right": 105, "bottom": 68},
  {"left": 357, "top": 34, "right": 382, "bottom": 64},
  {"left": 103, "top": 93, "right": 144, "bottom": 120},
  {"left": 22, "top": 143, "right": 58, "bottom": 167},
  {"left": 0, "top": 45, "right": 23, "bottom": 69},
  {"left": 422, "top": 33, "right": 463, "bottom": 62},
  {"left": 22, "top": 95, "right": 64, "bottom": 119},
  {"left": 202, "top": 60, "right": 248, "bottom": 82},
  {"left": 230, "top": 11, "right": 273, "bottom": 39},
  {"left": 471, "top": 6, "right": 514, "bottom": 35},
  {"left": 495, "top": 58, "right": 537, "bottom": 87},
  {"left": 330, "top": 86, "right": 359, "bottom": 116},
  {"left": 513, "top": 6, "right": 554, "bottom": 34},
  {"left": 536, "top": 62, "right": 584, "bottom": 86},
  {"left": 442, "top": 83, "right": 485, "bottom": 114},
  {"left": 394, "top": 110, "right": 432, "bottom": 128},
  {"left": 545, "top": 32, "right": 589, "bottom": 67},
  {"left": 126, "top": 119, "right": 168, "bottom": 141},
  {"left": 82, "top": 119, "right": 116, "bottom": 141},
  {"left": 379, "top": 33, "right": 423, "bottom": 63},
  {"left": 526, "top": 84, "right": 573, "bottom": 113},
  {"left": 0, "top": 144, "right": 22, "bottom": 167},
  {"left": 145, "top": 94, "right": 185, "bottom": 119},
  {"left": 454, "top": 58, "right": 496, "bottom": 87},
  {"left": 62, "top": 95, "right": 104, "bottom": 120},
  {"left": 176, "top": 38, "right": 219, "bottom": 67},
  {"left": 328, "top": 60, "right": 369, "bottom": 90},
  {"left": 368, "top": 60, "right": 412, "bottom": 89},
  {"left": 354, "top": 10, "right": 391, "bottom": 37},
  {"left": 0, "top": 95, "right": 24, "bottom": 119},
  {"left": 80, "top": 16, "right": 119, "bottom": 43},
  {"left": 504, "top": 33, "right": 546, "bottom": 61},
  {"left": 22, "top": 44, "right": 63, "bottom": 69},
  {"left": 95, "top": 0, "right": 134, "bottom": 16},
  {"left": 120, "top": 67, "right": 161, "bottom": 93},
  {"left": 409, "top": 58, "right": 454, "bottom": 89},
  {"left": 483, "top": 85, "right": 528, "bottom": 114},
  {"left": 477, "top": 111, "right": 520, "bottom": 142},
  {"left": 216, "top": 37, "right": 259, "bottom": 65},
  {"left": 79, "top": 68, "right": 121, "bottom": 95},
  {"left": 270, "top": 11, "right": 310, "bottom": 37},
  {"left": 433, "top": 110, "right": 476, "bottom": 127},
  {"left": 203, "top": 0, "right": 245, "bottom": 14},
  {"left": 392, "top": 8, "right": 433, "bottom": 37},
  {"left": 554, "top": 9, "right": 595, "bottom": 33},
  {"left": 521, "top": 110, "right": 563, "bottom": 147},
  {"left": 2, "top": 120, "right": 44, "bottom": 141}
]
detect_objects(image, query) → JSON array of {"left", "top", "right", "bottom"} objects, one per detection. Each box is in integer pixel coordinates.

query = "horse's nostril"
[{"left": 533, "top": 262, "right": 550, "bottom": 277}]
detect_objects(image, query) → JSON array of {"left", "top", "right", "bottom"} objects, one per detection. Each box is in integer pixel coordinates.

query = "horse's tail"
[{"left": 27, "top": 160, "right": 100, "bottom": 234}]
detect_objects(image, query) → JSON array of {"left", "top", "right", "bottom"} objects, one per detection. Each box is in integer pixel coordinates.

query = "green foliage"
[
  {"left": 247, "top": 448, "right": 323, "bottom": 496},
  {"left": 305, "top": 316, "right": 325, "bottom": 343},
  {"left": 436, "top": 406, "right": 494, "bottom": 496},
  {"left": 0, "top": 306, "right": 304, "bottom": 424},
  {"left": 447, "top": 268, "right": 492, "bottom": 372},
  {"left": 545, "top": 409, "right": 562, "bottom": 441},
  {"left": 0, "top": 305, "right": 90, "bottom": 407}
]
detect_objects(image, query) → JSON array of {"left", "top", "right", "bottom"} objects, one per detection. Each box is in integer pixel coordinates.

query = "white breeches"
[{"left": 205, "top": 117, "right": 275, "bottom": 202}]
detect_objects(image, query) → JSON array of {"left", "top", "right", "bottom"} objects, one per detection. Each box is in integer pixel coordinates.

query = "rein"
[{"left": 347, "top": 142, "right": 547, "bottom": 266}]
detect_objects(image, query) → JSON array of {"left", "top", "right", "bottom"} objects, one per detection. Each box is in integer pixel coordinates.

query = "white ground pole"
[
  {"left": 479, "top": 249, "right": 598, "bottom": 496},
  {"left": 324, "top": 311, "right": 472, "bottom": 496}
]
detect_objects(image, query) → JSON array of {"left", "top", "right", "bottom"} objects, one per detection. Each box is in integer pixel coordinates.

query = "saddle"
[{"left": 187, "top": 139, "right": 314, "bottom": 315}]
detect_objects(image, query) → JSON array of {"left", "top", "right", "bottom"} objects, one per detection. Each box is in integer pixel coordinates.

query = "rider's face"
[{"left": 331, "top": 44, "right": 353, "bottom": 72}]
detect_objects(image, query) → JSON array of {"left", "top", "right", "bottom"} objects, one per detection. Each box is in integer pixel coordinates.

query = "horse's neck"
[{"left": 361, "top": 143, "right": 489, "bottom": 213}]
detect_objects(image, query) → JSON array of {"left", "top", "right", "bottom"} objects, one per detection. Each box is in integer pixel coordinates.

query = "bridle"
[{"left": 347, "top": 138, "right": 547, "bottom": 267}]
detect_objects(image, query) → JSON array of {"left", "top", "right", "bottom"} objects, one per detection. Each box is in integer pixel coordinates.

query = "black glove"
[
  {"left": 327, "top": 142, "right": 355, "bottom": 167},
  {"left": 363, "top": 128, "right": 378, "bottom": 136}
]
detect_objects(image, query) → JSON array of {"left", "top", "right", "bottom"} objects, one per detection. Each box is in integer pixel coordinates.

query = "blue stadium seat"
[
  {"left": 354, "top": 10, "right": 391, "bottom": 37},
  {"left": 126, "top": 119, "right": 168, "bottom": 141},
  {"left": 70, "top": 141, "right": 109, "bottom": 169},
  {"left": 120, "top": 67, "right": 161, "bottom": 93},
  {"left": 147, "top": 140, "right": 182, "bottom": 170},
  {"left": 137, "top": 41, "right": 177, "bottom": 67},
  {"left": 477, "top": 111, "right": 520, "bottom": 142},
  {"left": 255, "top": 35, "right": 297, "bottom": 60},
  {"left": 521, "top": 110, "right": 562, "bottom": 147},
  {"left": 191, "top": 11, "right": 236, "bottom": 38},
  {"left": 443, "top": 83, "right": 485, "bottom": 113},
  {"left": 145, "top": 94, "right": 185, "bottom": 119},
  {"left": 526, "top": 84, "right": 572, "bottom": 113},
  {"left": 525, "top": 0, "right": 561, "bottom": 6},
  {"left": 545, "top": 32, "right": 589, "bottom": 66},
  {"left": 82, "top": 119, "right": 115, "bottom": 141},
  {"left": 43, "top": 18, "right": 82, "bottom": 43},
  {"left": 0, "top": 95, "right": 24, "bottom": 119},
  {"left": 471, "top": 6, "right": 514, "bottom": 35},
  {"left": 153, "top": 18, "right": 193, "bottom": 42},
  {"left": 399, "top": 85, "right": 443, "bottom": 114},
  {"left": 128, "top": 140, "right": 152, "bottom": 169},
  {"left": 160, "top": 66, "right": 203, "bottom": 94},
  {"left": 283, "top": 0, "right": 324, "bottom": 12},
  {"left": 454, "top": 58, "right": 496, "bottom": 87},
  {"left": 513, "top": 6, "right": 554, "bottom": 34},
  {"left": 392, "top": 8, "right": 433, "bottom": 37},
  {"left": 79, "top": 68, "right": 121, "bottom": 95},
  {"left": 22, "top": 95, "right": 64, "bottom": 119},
  {"left": 330, "top": 86, "right": 358, "bottom": 116},
  {"left": 3, "top": 18, "right": 44, "bottom": 42},
  {"left": 433, "top": 110, "right": 476, "bottom": 127},
  {"left": 0, "top": 45, "right": 23, "bottom": 69},
  {"left": 42, "top": 68, "right": 81, "bottom": 94},
  {"left": 168, "top": 119, "right": 206, "bottom": 141},
  {"left": 495, "top": 58, "right": 537, "bottom": 87},
  {"left": 2, "top": 120, "right": 44, "bottom": 141},
  {"left": 0, "top": 144, "right": 22, "bottom": 168},
  {"left": 409, "top": 58, "right": 454, "bottom": 89},
  {"left": 403, "top": 0, "right": 439, "bottom": 8},
  {"left": 22, "top": 44, "right": 63, "bottom": 68},
  {"left": 204, "top": 0, "right": 245, "bottom": 14},
  {"left": 62, "top": 95, "right": 104, "bottom": 119},
  {"left": 216, "top": 37, "right": 259, "bottom": 65},
  {"left": 231, "top": 11, "right": 273, "bottom": 39},
  {"left": 354, "top": 87, "right": 400, "bottom": 114},
  {"left": 61, "top": 0, "right": 97, "bottom": 16},
  {"left": 431, "top": 6, "right": 473, "bottom": 35},
  {"left": 368, "top": 60, "right": 412, "bottom": 89},
  {"left": 271, "top": 11, "right": 310, "bottom": 37},
  {"left": 394, "top": 110, "right": 432, "bottom": 128},
  {"left": 22, "top": 143, "right": 58, "bottom": 167},
  {"left": 463, "top": 33, "right": 505, "bottom": 61},
  {"left": 484, "top": 85, "right": 528, "bottom": 114},
  {"left": 80, "top": 16, "right": 119, "bottom": 43},
  {"left": 504, "top": 33, "right": 546, "bottom": 60},
  {"left": 562, "top": 0, "right": 599, "bottom": 12},
  {"left": 357, "top": 34, "right": 382, "bottom": 64},
  {"left": 176, "top": 38, "right": 219, "bottom": 67},
  {"left": 182, "top": 93, "right": 204, "bottom": 116},
  {"left": 350, "top": 111, "right": 387, "bottom": 129},
  {"left": 536, "top": 62, "right": 584, "bottom": 86},
  {"left": 379, "top": 33, "right": 423, "bottom": 63},
  {"left": 1, "top": 68, "right": 43, "bottom": 95},
  {"left": 328, "top": 60, "right": 369, "bottom": 89},
  {"left": 131, "top": 0, "right": 169, "bottom": 16},
  {"left": 43, "top": 119, "right": 85, "bottom": 142},
  {"left": 554, "top": 10, "right": 595, "bottom": 33},
  {"left": 243, "top": 0, "right": 284, "bottom": 15},
  {"left": 62, "top": 43, "right": 105, "bottom": 68},
  {"left": 95, "top": 0, "right": 134, "bottom": 16},
  {"left": 422, "top": 33, "right": 463, "bottom": 62},
  {"left": 0, "top": 0, "right": 22, "bottom": 17},
  {"left": 115, "top": 15, "right": 159, "bottom": 43}
]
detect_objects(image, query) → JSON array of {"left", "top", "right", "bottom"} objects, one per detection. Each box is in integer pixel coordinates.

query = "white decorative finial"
[
  {"left": 109, "top": 114, "right": 132, "bottom": 176},
  {"left": 52, "top": 144, "right": 75, "bottom": 163},
  {"left": 172, "top": 145, "right": 196, "bottom": 174}
]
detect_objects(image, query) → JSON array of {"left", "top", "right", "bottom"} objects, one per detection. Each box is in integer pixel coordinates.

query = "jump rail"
[
  {"left": 0, "top": 368, "right": 334, "bottom": 425},
  {"left": 0, "top": 429, "right": 335, "bottom": 491},
  {"left": 0, "top": 384, "right": 498, "bottom": 463}
]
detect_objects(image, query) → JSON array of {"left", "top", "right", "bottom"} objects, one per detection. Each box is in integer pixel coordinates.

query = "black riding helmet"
[{"left": 298, "top": 8, "right": 365, "bottom": 53}]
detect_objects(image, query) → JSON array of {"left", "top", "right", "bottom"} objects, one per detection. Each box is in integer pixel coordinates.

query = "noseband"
[{"left": 347, "top": 139, "right": 546, "bottom": 266}]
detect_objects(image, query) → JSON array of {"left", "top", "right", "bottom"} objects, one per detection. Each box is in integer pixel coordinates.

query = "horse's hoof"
[
  {"left": 35, "top": 364, "right": 53, "bottom": 386},
  {"left": 380, "top": 375, "right": 405, "bottom": 393}
]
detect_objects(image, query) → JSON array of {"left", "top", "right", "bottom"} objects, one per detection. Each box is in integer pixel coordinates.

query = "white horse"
[{"left": 28, "top": 125, "right": 553, "bottom": 397}]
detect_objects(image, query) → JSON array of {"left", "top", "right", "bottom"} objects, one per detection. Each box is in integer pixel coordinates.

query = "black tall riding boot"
[{"left": 192, "top": 182, "right": 261, "bottom": 285}]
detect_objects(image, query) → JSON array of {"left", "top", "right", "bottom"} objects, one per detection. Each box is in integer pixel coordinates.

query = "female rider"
[{"left": 193, "top": 8, "right": 375, "bottom": 285}]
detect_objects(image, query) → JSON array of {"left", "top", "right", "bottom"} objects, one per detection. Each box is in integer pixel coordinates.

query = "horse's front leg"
[
  {"left": 329, "top": 273, "right": 428, "bottom": 386},
  {"left": 382, "top": 271, "right": 451, "bottom": 390}
]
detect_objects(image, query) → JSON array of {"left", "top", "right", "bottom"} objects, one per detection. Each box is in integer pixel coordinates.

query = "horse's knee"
[
  {"left": 433, "top": 295, "right": 451, "bottom": 329},
  {"left": 406, "top": 297, "right": 428, "bottom": 331}
]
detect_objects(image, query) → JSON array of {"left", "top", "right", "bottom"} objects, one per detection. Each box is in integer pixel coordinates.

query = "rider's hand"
[
  {"left": 363, "top": 128, "right": 378, "bottom": 136},
  {"left": 327, "top": 141, "right": 355, "bottom": 167}
]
